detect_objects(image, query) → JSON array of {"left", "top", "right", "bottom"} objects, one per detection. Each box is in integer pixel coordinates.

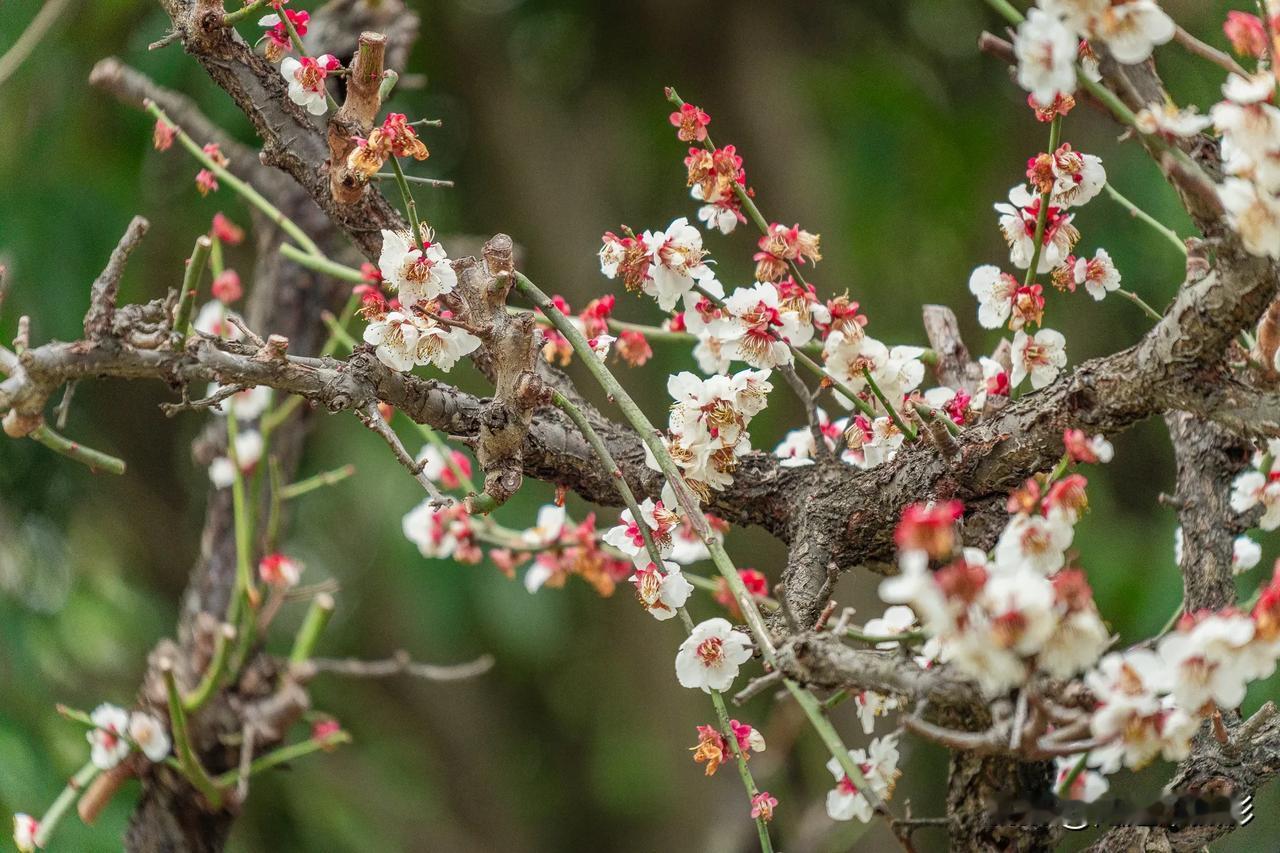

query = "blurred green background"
[{"left": 1, "top": 0, "right": 1276, "bottom": 850}]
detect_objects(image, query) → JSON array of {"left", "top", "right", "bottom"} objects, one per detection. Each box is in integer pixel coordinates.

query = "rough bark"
[{"left": 1, "top": 3, "right": 1278, "bottom": 850}]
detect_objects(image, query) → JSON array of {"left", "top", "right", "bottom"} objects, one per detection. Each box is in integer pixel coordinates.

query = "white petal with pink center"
[
  {"left": 675, "top": 617, "right": 753, "bottom": 692},
  {"left": 363, "top": 311, "right": 419, "bottom": 372},
  {"left": 824, "top": 734, "right": 901, "bottom": 822},
  {"left": 12, "top": 815, "right": 38, "bottom": 853},
  {"left": 629, "top": 560, "right": 693, "bottom": 621},
  {"left": 129, "top": 711, "right": 172, "bottom": 762},
  {"left": 377, "top": 230, "right": 459, "bottom": 306},
  {"left": 1011, "top": 328, "right": 1067, "bottom": 389},
  {"left": 994, "top": 511, "right": 1074, "bottom": 575},
  {"left": 88, "top": 703, "right": 132, "bottom": 770},
  {"left": 1014, "top": 7, "right": 1079, "bottom": 107}
]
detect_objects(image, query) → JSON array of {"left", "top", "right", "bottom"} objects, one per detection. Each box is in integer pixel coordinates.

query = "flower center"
[{"left": 696, "top": 636, "right": 725, "bottom": 666}]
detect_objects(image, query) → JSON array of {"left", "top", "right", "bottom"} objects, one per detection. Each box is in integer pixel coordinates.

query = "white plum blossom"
[
  {"left": 1219, "top": 179, "right": 1280, "bottom": 259},
  {"left": 208, "top": 383, "right": 272, "bottom": 420},
  {"left": 1135, "top": 102, "right": 1213, "bottom": 138},
  {"left": 128, "top": 712, "right": 171, "bottom": 762},
  {"left": 1051, "top": 0, "right": 1175, "bottom": 65},
  {"left": 773, "top": 407, "right": 846, "bottom": 467},
  {"left": 209, "top": 429, "right": 263, "bottom": 489},
  {"left": 1086, "top": 649, "right": 1197, "bottom": 772},
  {"left": 1089, "top": 0, "right": 1174, "bottom": 64},
  {"left": 1157, "top": 613, "right": 1256, "bottom": 712},
  {"left": 662, "top": 369, "right": 773, "bottom": 496},
  {"left": 879, "top": 549, "right": 954, "bottom": 636},
  {"left": 994, "top": 512, "right": 1074, "bottom": 576},
  {"left": 193, "top": 301, "right": 243, "bottom": 341},
  {"left": 412, "top": 320, "right": 481, "bottom": 372},
  {"left": 675, "top": 617, "right": 753, "bottom": 692},
  {"left": 363, "top": 311, "right": 419, "bottom": 372},
  {"left": 377, "top": 230, "right": 458, "bottom": 306},
  {"left": 854, "top": 690, "right": 902, "bottom": 735},
  {"left": 1011, "top": 328, "right": 1067, "bottom": 389},
  {"left": 402, "top": 500, "right": 466, "bottom": 560},
  {"left": 603, "top": 498, "right": 678, "bottom": 566},
  {"left": 587, "top": 333, "right": 616, "bottom": 361},
  {"left": 969, "top": 264, "right": 1017, "bottom": 329},
  {"left": 1230, "top": 468, "right": 1280, "bottom": 530},
  {"left": 12, "top": 815, "right": 38, "bottom": 853},
  {"left": 629, "top": 560, "right": 693, "bottom": 621},
  {"left": 88, "top": 703, "right": 132, "bottom": 770},
  {"left": 1233, "top": 536, "right": 1262, "bottom": 574},
  {"left": 824, "top": 734, "right": 901, "bottom": 822},
  {"left": 862, "top": 605, "right": 918, "bottom": 650},
  {"left": 1072, "top": 248, "right": 1121, "bottom": 300},
  {"left": 719, "top": 282, "right": 805, "bottom": 368},
  {"left": 279, "top": 54, "right": 339, "bottom": 115},
  {"left": 642, "top": 218, "right": 716, "bottom": 311},
  {"left": 996, "top": 185, "right": 1079, "bottom": 273},
  {"left": 1041, "top": 606, "right": 1110, "bottom": 679},
  {"left": 1015, "top": 7, "right": 1079, "bottom": 107},
  {"left": 1044, "top": 145, "right": 1106, "bottom": 208},
  {"left": 848, "top": 415, "right": 908, "bottom": 469},
  {"left": 520, "top": 504, "right": 567, "bottom": 548},
  {"left": 693, "top": 182, "right": 740, "bottom": 234}
]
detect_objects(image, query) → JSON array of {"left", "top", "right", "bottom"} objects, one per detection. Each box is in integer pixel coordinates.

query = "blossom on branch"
[{"left": 675, "top": 617, "right": 753, "bottom": 692}]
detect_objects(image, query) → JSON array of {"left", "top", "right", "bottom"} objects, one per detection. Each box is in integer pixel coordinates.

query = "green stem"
[
  {"left": 1117, "top": 288, "right": 1163, "bottom": 322},
  {"left": 551, "top": 390, "right": 666, "bottom": 570},
  {"left": 280, "top": 464, "right": 357, "bottom": 500},
  {"left": 279, "top": 243, "right": 365, "bottom": 282},
  {"left": 514, "top": 272, "right": 884, "bottom": 810},
  {"left": 212, "top": 730, "right": 351, "bottom": 788},
  {"left": 1046, "top": 452, "right": 1072, "bottom": 487},
  {"left": 783, "top": 679, "right": 886, "bottom": 814},
  {"left": 146, "top": 102, "right": 321, "bottom": 256},
  {"left": 708, "top": 684, "right": 775, "bottom": 852},
  {"left": 266, "top": 454, "right": 284, "bottom": 549},
  {"left": 224, "top": 415, "right": 257, "bottom": 619},
  {"left": 846, "top": 627, "right": 927, "bottom": 645},
  {"left": 1103, "top": 183, "right": 1186, "bottom": 254},
  {"left": 1023, "top": 116, "right": 1062, "bottom": 288},
  {"left": 861, "top": 367, "right": 916, "bottom": 441},
  {"left": 278, "top": 10, "right": 340, "bottom": 112},
  {"left": 389, "top": 156, "right": 423, "bottom": 249},
  {"left": 321, "top": 310, "right": 359, "bottom": 351},
  {"left": 290, "top": 593, "right": 335, "bottom": 665},
  {"left": 665, "top": 87, "right": 804, "bottom": 286},
  {"left": 28, "top": 423, "right": 126, "bottom": 474},
  {"left": 223, "top": 0, "right": 270, "bottom": 26},
  {"left": 163, "top": 664, "right": 224, "bottom": 808},
  {"left": 174, "top": 235, "right": 213, "bottom": 341},
  {"left": 1056, "top": 752, "right": 1090, "bottom": 798},
  {"left": 261, "top": 290, "right": 362, "bottom": 437},
  {"left": 32, "top": 761, "right": 98, "bottom": 848},
  {"left": 183, "top": 624, "right": 236, "bottom": 713},
  {"left": 374, "top": 172, "right": 454, "bottom": 188},
  {"left": 209, "top": 234, "right": 225, "bottom": 277}
]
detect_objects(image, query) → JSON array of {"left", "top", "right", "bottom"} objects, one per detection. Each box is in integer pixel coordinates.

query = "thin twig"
[
  {"left": 0, "top": 0, "right": 74, "bottom": 88},
  {"left": 354, "top": 404, "right": 443, "bottom": 498},
  {"left": 305, "top": 651, "right": 496, "bottom": 681},
  {"left": 1173, "top": 25, "right": 1249, "bottom": 77}
]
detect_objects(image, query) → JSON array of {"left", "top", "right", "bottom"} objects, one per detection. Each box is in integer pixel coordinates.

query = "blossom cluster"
[
  {"left": 1231, "top": 439, "right": 1280, "bottom": 530},
  {"left": 15, "top": 704, "right": 172, "bottom": 851},
  {"left": 361, "top": 229, "right": 480, "bottom": 372},
  {"left": 880, "top": 462, "right": 1111, "bottom": 697},
  {"left": 1015, "top": 0, "right": 1174, "bottom": 110}
]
